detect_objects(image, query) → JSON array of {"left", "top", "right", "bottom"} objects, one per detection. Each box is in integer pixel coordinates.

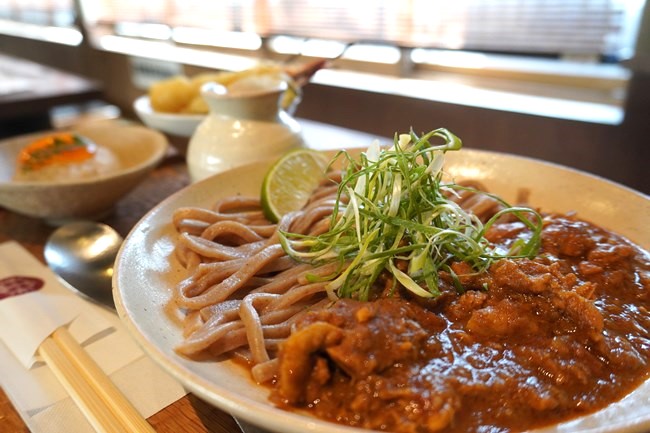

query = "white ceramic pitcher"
[{"left": 186, "top": 77, "right": 305, "bottom": 182}]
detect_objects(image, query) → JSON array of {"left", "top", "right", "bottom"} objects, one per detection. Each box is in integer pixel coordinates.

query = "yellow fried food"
[
  {"left": 149, "top": 76, "right": 195, "bottom": 113},
  {"left": 148, "top": 64, "right": 301, "bottom": 114},
  {"left": 180, "top": 95, "right": 209, "bottom": 114}
]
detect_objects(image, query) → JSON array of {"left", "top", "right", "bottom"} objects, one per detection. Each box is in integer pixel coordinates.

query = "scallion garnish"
[{"left": 279, "top": 128, "right": 542, "bottom": 300}]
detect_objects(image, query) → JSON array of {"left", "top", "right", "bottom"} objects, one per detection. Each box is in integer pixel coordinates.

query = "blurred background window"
[
  {"left": 0, "top": 0, "right": 646, "bottom": 123},
  {"left": 1, "top": 0, "right": 645, "bottom": 69},
  {"left": 75, "top": 0, "right": 646, "bottom": 63},
  {"left": 0, "top": 0, "right": 82, "bottom": 45}
]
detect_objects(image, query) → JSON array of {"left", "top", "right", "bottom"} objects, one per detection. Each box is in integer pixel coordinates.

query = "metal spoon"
[
  {"left": 44, "top": 221, "right": 122, "bottom": 309},
  {"left": 44, "top": 221, "right": 263, "bottom": 433}
]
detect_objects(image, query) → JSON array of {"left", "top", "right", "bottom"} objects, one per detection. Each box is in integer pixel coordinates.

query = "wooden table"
[
  {"left": 0, "top": 119, "right": 378, "bottom": 432},
  {"left": 0, "top": 53, "right": 102, "bottom": 139}
]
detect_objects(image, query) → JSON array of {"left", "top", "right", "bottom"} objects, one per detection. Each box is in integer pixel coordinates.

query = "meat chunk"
[
  {"left": 541, "top": 217, "right": 597, "bottom": 257},
  {"left": 274, "top": 298, "right": 444, "bottom": 405},
  {"left": 466, "top": 298, "right": 541, "bottom": 338},
  {"left": 269, "top": 213, "right": 650, "bottom": 433},
  {"left": 275, "top": 322, "right": 343, "bottom": 404}
]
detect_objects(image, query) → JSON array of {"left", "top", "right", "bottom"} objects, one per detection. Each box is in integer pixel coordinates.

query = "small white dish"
[
  {"left": 133, "top": 95, "right": 205, "bottom": 138},
  {"left": 114, "top": 148, "right": 649, "bottom": 433},
  {"left": 0, "top": 121, "right": 168, "bottom": 223}
]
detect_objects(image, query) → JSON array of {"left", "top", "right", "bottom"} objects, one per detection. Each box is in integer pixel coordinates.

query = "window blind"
[{"left": 79, "top": 0, "right": 645, "bottom": 61}]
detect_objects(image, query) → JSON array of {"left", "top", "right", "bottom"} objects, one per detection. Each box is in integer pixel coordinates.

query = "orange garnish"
[{"left": 17, "top": 133, "right": 96, "bottom": 172}]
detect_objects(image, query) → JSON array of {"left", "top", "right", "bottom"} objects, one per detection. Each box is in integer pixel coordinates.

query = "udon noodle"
[{"left": 168, "top": 172, "right": 504, "bottom": 383}]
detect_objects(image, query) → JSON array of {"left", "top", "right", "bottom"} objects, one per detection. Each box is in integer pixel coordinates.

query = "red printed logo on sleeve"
[{"left": 0, "top": 276, "right": 45, "bottom": 300}]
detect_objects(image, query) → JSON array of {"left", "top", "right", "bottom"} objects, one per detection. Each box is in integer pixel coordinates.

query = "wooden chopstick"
[
  {"left": 38, "top": 327, "right": 156, "bottom": 433},
  {"left": 39, "top": 332, "right": 128, "bottom": 433}
]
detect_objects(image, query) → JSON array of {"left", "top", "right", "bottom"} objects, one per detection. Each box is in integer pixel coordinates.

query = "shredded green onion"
[{"left": 279, "top": 128, "right": 542, "bottom": 301}]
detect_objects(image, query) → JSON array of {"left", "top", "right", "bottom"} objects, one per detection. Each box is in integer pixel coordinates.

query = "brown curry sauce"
[{"left": 271, "top": 214, "right": 650, "bottom": 433}]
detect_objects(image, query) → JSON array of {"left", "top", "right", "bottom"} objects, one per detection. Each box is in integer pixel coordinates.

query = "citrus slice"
[{"left": 261, "top": 149, "right": 330, "bottom": 222}]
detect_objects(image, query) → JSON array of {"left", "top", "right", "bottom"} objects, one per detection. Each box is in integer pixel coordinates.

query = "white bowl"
[
  {"left": 0, "top": 121, "right": 168, "bottom": 223},
  {"left": 133, "top": 95, "right": 205, "bottom": 138},
  {"left": 114, "top": 149, "right": 650, "bottom": 433}
]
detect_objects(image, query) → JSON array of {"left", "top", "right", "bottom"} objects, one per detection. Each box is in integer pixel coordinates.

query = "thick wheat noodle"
[
  {"left": 169, "top": 173, "right": 501, "bottom": 383},
  {"left": 310, "top": 184, "right": 340, "bottom": 201},
  {"left": 200, "top": 220, "right": 268, "bottom": 242},
  {"left": 211, "top": 304, "right": 309, "bottom": 353},
  {"left": 187, "top": 261, "right": 307, "bottom": 301},
  {"left": 190, "top": 232, "right": 265, "bottom": 257},
  {"left": 234, "top": 263, "right": 336, "bottom": 305},
  {"left": 175, "top": 219, "right": 211, "bottom": 236},
  {"left": 199, "top": 299, "right": 242, "bottom": 321},
  {"left": 164, "top": 298, "right": 186, "bottom": 326},
  {"left": 194, "top": 255, "right": 296, "bottom": 280},
  {"left": 212, "top": 196, "right": 262, "bottom": 213},
  {"left": 289, "top": 202, "right": 339, "bottom": 235},
  {"left": 308, "top": 218, "right": 335, "bottom": 236},
  {"left": 213, "top": 329, "right": 288, "bottom": 357},
  {"left": 177, "top": 299, "right": 264, "bottom": 355},
  {"left": 180, "top": 233, "right": 267, "bottom": 260},
  {"left": 179, "top": 261, "right": 249, "bottom": 297},
  {"left": 198, "top": 303, "right": 242, "bottom": 332},
  {"left": 181, "top": 300, "right": 309, "bottom": 357},
  {"left": 249, "top": 297, "right": 335, "bottom": 382},
  {"left": 177, "top": 320, "right": 244, "bottom": 355},
  {"left": 178, "top": 244, "right": 287, "bottom": 309},
  {"left": 251, "top": 359, "right": 280, "bottom": 383},
  {"left": 248, "top": 297, "right": 335, "bottom": 383},
  {"left": 173, "top": 197, "right": 265, "bottom": 231},
  {"left": 178, "top": 226, "right": 291, "bottom": 288},
  {"left": 181, "top": 309, "right": 204, "bottom": 338},
  {"left": 266, "top": 282, "right": 328, "bottom": 310},
  {"left": 222, "top": 283, "right": 331, "bottom": 361},
  {"left": 240, "top": 293, "right": 280, "bottom": 364},
  {"left": 169, "top": 183, "right": 341, "bottom": 375},
  {"left": 247, "top": 263, "right": 316, "bottom": 295},
  {"left": 173, "top": 207, "right": 232, "bottom": 228},
  {"left": 201, "top": 222, "right": 276, "bottom": 241},
  {"left": 179, "top": 258, "right": 304, "bottom": 300},
  {"left": 196, "top": 256, "right": 298, "bottom": 284},
  {"left": 174, "top": 242, "right": 201, "bottom": 269},
  {"left": 295, "top": 262, "right": 343, "bottom": 285}
]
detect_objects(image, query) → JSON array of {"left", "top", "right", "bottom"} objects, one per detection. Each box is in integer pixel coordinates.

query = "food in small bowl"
[
  {"left": 133, "top": 95, "right": 204, "bottom": 138},
  {"left": 134, "top": 60, "right": 327, "bottom": 138},
  {"left": 13, "top": 132, "right": 120, "bottom": 182},
  {"left": 0, "top": 121, "right": 168, "bottom": 223}
]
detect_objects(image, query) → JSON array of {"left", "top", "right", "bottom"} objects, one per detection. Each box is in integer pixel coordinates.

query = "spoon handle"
[{"left": 40, "top": 326, "right": 156, "bottom": 433}]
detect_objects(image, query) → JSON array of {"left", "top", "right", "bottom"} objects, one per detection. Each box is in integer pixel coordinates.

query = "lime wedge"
[{"left": 261, "top": 149, "right": 330, "bottom": 223}]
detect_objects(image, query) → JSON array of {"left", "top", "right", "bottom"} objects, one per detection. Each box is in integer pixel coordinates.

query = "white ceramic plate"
[
  {"left": 133, "top": 95, "right": 205, "bottom": 137},
  {"left": 114, "top": 148, "right": 650, "bottom": 433}
]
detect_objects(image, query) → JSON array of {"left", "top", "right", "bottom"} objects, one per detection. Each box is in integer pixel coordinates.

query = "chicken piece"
[{"left": 275, "top": 322, "right": 343, "bottom": 404}]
